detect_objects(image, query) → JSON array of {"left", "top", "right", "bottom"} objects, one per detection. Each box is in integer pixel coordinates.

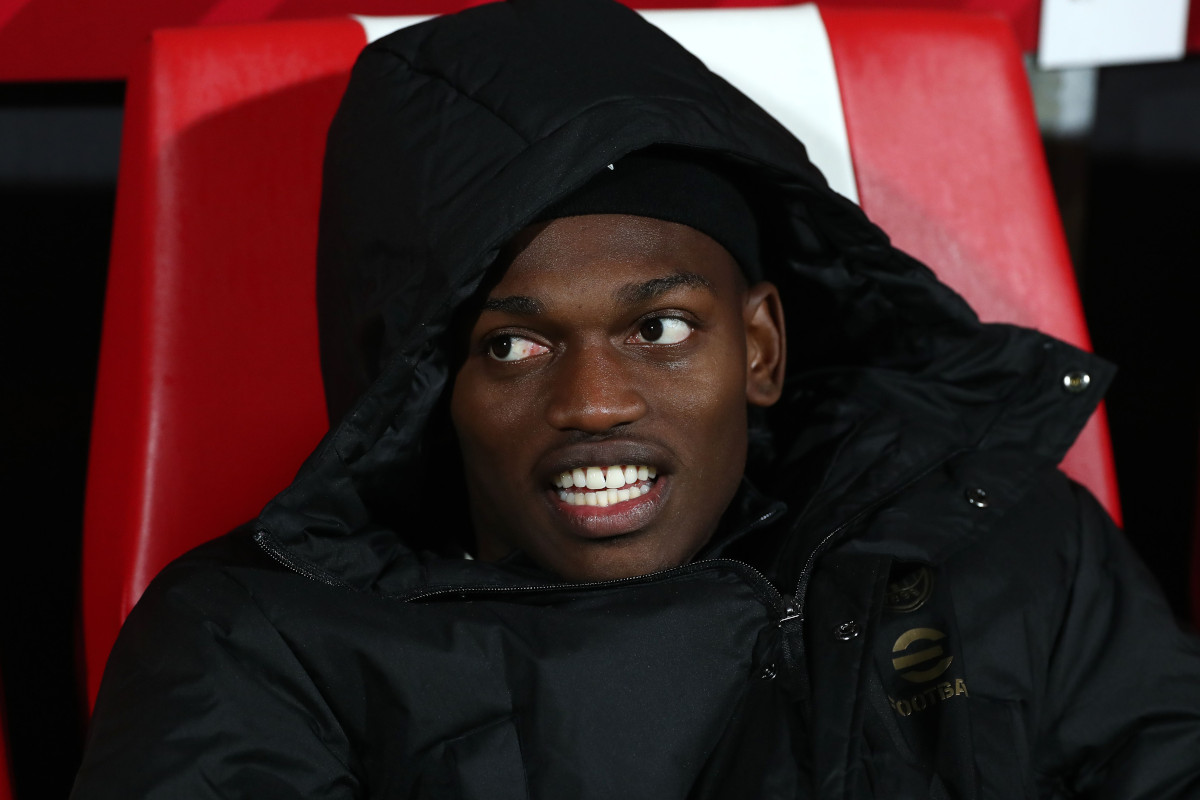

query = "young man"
[{"left": 74, "top": 0, "right": 1200, "bottom": 797}]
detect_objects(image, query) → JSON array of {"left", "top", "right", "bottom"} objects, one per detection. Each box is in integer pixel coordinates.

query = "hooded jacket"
[{"left": 73, "top": 1, "right": 1200, "bottom": 798}]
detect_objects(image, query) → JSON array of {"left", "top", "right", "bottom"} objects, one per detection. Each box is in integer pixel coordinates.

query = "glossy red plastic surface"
[
  {"left": 824, "top": 7, "right": 1120, "bottom": 524},
  {"left": 0, "top": 0, "right": 678, "bottom": 79},
  {"left": 81, "top": 17, "right": 365, "bottom": 705},
  {"left": 84, "top": 8, "right": 1123, "bottom": 705},
  {"left": 0, "top": 674, "right": 11, "bottom": 800},
  {"left": 20, "top": 0, "right": 1200, "bottom": 80}
]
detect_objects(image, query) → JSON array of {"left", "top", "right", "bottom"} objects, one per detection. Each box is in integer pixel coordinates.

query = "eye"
[
  {"left": 485, "top": 334, "right": 550, "bottom": 362},
  {"left": 633, "top": 316, "right": 693, "bottom": 345}
]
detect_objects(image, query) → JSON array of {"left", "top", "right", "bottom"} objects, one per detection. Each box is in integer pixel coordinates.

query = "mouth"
[
  {"left": 552, "top": 464, "right": 658, "bottom": 507},
  {"left": 545, "top": 463, "right": 667, "bottom": 539}
]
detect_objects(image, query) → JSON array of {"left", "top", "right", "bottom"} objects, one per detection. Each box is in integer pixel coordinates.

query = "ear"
[{"left": 743, "top": 281, "right": 786, "bottom": 407}]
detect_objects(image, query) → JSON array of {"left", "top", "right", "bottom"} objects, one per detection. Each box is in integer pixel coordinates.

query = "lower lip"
[{"left": 547, "top": 477, "right": 668, "bottom": 539}]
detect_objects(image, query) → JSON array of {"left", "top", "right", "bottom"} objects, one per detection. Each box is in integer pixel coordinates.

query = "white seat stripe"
[
  {"left": 352, "top": 14, "right": 432, "bottom": 45},
  {"left": 643, "top": 7, "right": 857, "bottom": 203}
]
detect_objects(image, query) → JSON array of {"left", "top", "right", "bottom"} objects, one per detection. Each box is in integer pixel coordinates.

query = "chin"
[{"left": 550, "top": 538, "right": 698, "bottom": 583}]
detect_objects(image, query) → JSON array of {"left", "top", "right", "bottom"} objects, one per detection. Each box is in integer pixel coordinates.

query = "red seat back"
[
  {"left": 83, "top": 19, "right": 364, "bottom": 705},
  {"left": 83, "top": 8, "right": 1120, "bottom": 706},
  {"left": 822, "top": 8, "right": 1119, "bottom": 515},
  {"left": 0, "top": 668, "right": 13, "bottom": 800}
]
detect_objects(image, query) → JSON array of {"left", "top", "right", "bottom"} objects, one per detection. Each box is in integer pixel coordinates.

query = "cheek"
[
  {"left": 670, "top": 338, "right": 748, "bottom": 427},
  {"left": 651, "top": 347, "right": 750, "bottom": 502},
  {"left": 450, "top": 368, "right": 497, "bottom": 468},
  {"left": 451, "top": 366, "right": 545, "bottom": 488}
]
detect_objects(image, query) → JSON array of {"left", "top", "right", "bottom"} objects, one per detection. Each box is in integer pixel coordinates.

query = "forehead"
[{"left": 490, "top": 213, "right": 745, "bottom": 302}]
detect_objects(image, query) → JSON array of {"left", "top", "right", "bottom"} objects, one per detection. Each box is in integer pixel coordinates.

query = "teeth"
[
  {"left": 555, "top": 464, "right": 658, "bottom": 507},
  {"left": 605, "top": 466, "right": 625, "bottom": 489},
  {"left": 556, "top": 480, "right": 651, "bottom": 506},
  {"left": 586, "top": 467, "right": 606, "bottom": 490}
]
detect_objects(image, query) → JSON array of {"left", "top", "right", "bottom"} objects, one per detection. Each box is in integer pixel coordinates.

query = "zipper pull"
[{"left": 778, "top": 603, "right": 801, "bottom": 626}]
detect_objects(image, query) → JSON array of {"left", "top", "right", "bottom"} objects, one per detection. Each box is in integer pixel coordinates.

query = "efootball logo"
[{"left": 891, "top": 627, "right": 953, "bottom": 684}]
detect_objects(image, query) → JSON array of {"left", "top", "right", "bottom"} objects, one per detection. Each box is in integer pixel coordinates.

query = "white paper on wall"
[{"left": 1038, "top": 0, "right": 1190, "bottom": 69}]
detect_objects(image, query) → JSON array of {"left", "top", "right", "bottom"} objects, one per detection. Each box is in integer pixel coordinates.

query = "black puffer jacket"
[{"left": 74, "top": 1, "right": 1200, "bottom": 797}]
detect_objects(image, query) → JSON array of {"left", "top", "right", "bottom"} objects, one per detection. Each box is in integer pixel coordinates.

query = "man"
[{"left": 73, "top": 0, "right": 1200, "bottom": 797}]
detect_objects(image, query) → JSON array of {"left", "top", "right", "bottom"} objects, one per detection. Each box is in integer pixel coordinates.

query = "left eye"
[
  {"left": 633, "top": 317, "right": 692, "bottom": 344},
  {"left": 486, "top": 334, "right": 550, "bottom": 362}
]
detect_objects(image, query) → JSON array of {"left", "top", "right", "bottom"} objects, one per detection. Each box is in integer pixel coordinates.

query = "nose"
[{"left": 545, "top": 342, "right": 648, "bottom": 434}]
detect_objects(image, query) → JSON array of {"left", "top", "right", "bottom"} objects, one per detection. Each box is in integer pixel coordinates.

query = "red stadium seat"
[
  {"left": 82, "top": 18, "right": 364, "bottom": 707},
  {"left": 0, "top": 669, "right": 13, "bottom": 800},
  {"left": 82, "top": 7, "right": 1120, "bottom": 706}
]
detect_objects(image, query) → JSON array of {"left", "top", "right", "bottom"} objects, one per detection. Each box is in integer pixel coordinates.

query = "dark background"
[{"left": 2, "top": 60, "right": 1199, "bottom": 798}]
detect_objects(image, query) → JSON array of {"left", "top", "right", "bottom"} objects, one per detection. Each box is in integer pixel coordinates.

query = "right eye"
[
  {"left": 486, "top": 334, "right": 549, "bottom": 362},
  {"left": 632, "top": 316, "right": 693, "bottom": 345}
]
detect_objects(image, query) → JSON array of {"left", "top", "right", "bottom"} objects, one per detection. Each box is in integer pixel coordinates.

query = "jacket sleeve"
[
  {"left": 71, "top": 564, "right": 360, "bottom": 799},
  {"left": 1038, "top": 483, "right": 1200, "bottom": 798}
]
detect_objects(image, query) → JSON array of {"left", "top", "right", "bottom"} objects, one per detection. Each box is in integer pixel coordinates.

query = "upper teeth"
[{"left": 554, "top": 464, "right": 656, "bottom": 490}]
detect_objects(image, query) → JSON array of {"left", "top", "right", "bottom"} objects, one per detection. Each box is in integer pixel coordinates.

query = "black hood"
[{"left": 255, "top": 0, "right": 1111, "bottom": 592}]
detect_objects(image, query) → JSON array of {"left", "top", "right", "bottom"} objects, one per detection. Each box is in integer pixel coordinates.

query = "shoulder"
[
  {"left": 953, "top": 462, "right": 1110, "bottom": 583},
  {"left": 931, "top": 466, "right": 1118, "bottom": 687},
  {"left": 77, "top": 527, "right": 362, "bottom": 798},
  {"left": 122, "top": 526, "right": 290, "bottom": 639}
]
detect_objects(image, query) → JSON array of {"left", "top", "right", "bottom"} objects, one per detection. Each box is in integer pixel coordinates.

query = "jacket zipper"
[
  {"left": 400, "top": 499, "right": 787, "bottom": 613},
  {"left": 402, "top": 555, "right": 785, "bottom": 609},
  {"left": 254, "top": 507, "right": 790, "bottom": 617},
  {"left": 253, "top": 528, "right": 356, "bottom": 589},
  {"left": 787, "top": 448, "right": 964, "bottom": 624}
]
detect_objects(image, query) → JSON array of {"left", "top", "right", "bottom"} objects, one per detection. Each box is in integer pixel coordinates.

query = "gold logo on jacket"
[
  {"left": 891, "top": 627, "right": 953, "bottom": 684},
  {"left": 888, "top": 679, "right": 969, "bottom": 717}
]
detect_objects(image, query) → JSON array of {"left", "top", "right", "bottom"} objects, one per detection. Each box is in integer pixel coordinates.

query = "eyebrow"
[
  {"left": 482, "top": 295, "right": 546, "bottom": 315},
  {"left": 615, "top": 271, "right": 714, "bottom": 305}
]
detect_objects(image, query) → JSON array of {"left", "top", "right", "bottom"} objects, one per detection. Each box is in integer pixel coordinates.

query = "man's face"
[{"left": 451, "top": 213, "right": 784, "bottom": 581}]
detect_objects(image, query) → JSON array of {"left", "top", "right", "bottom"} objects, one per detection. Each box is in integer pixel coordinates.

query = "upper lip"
[{"left": 538, "top": 439, "right": 675, "bottom": 487}]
